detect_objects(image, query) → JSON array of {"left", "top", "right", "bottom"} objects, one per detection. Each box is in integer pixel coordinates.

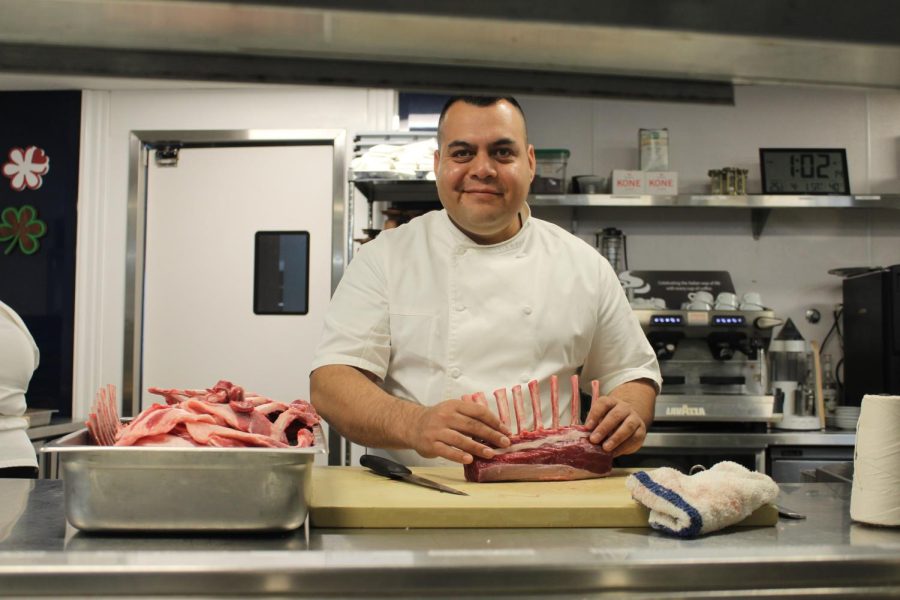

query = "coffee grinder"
[{"left": 769, "top": 319, "right": 821, "bottom": 430}]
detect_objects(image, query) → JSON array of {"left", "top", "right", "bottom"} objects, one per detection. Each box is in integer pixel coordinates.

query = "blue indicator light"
[
  {"left": 651, "top": 315, "right": 683, "bottom": 325},
  {"left": 713, "top": 316, "right": 745, "bottom": 325}
]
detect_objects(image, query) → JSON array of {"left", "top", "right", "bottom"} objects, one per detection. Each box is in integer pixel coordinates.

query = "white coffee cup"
[
  {"left": 714, "top": 303, "right": 737, "bottom": 311},
  {"left": 742, "top": 292, "right": 763, "bottom": 306},
  {"left": 688, "top": 291, "right": 714, "bottom": 305},
  {"left": 715, "top": 292, "right": 738, "bottom": 308},
  {"left": 740, "top": 302, "right": 764, "bottom": 311},
  {"left": 687, "top": 301, "right": 712, "bottom": 311}
]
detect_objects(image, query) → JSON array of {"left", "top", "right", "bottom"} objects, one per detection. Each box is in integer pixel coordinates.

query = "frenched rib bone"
[
  {"left": 464, "top": 374, "right": 612, "bottom": 482},
  {"left": 493, "top": 388, "right": 511, "bottom": 427},
  {"left": 511, "top": 384, "right": 526, "bottom": 434},
  {"left": 570, "top": 374, "right": 581, "bottom": 426},
  {"left": 550, "top": 375, "right": 560, "bottom": 430},
  {"left": 527, "top": 379, "right": 543, "bottom": 431}
]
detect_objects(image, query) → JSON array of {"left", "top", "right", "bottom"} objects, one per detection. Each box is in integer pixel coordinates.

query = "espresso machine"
[{"left": 635, "top": 308, "right": 783, "bottom": 425}]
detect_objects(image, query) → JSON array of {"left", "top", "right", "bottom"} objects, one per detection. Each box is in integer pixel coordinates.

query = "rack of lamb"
[{"left": 462, "top": 375, "right": 612, "bottom": 482}]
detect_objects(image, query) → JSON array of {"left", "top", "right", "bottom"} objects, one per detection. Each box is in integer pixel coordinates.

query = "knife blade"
[{"left": 360, "top": 454, "right": 469, "bottom": 496}]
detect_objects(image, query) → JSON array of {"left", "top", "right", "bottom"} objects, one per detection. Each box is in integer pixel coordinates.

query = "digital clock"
[{"left": 759, "top": 148, "right": 850, "bottom": 195}]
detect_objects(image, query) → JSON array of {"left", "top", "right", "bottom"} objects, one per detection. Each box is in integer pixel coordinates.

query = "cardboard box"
[
  {"left": 611, "top": 170, "right": 645, "bottom": 194},
  {"left": 645, "top": 171, "right": 678, "bottom": 195},
  {"left": 610, "top": 170, "right": 678, "bottom": 195}
]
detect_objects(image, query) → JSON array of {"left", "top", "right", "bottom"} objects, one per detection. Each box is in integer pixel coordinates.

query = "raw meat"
[
  {"left": 463, "top": 374, "right": 613, "bottom": 482},
  {"left": 114, "top": 404, "right": 217, "bottom": 447},
  {"left": 86, "top": 380, "right": 319, "bottom": 448},
  {"left": 86, "top": 384, "right": 123, "bottom": 447}
]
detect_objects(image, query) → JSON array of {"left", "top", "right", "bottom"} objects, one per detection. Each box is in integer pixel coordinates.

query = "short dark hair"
[{"left": 436, "top": 95, "right": 527, "bottom": 143}]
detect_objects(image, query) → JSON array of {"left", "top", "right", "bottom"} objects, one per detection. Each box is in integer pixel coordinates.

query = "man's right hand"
[{"left": 407, "top": 399, "right": 512, "bottom": 464}]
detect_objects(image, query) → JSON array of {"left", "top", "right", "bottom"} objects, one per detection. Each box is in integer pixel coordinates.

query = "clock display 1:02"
[
  {"left": 790, "top": 153, "right": 832, "bottom": 178},
  {"left": 759, "top": 148, "right": 849, "bottom": 194}
]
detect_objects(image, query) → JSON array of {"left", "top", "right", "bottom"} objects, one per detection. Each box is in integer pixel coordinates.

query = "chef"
[
  {"left": 311, "top": 95, "right": 661, "bottom": 466},
  {"left": 0, "top": 299, "right": 40, "bottom": 478}
]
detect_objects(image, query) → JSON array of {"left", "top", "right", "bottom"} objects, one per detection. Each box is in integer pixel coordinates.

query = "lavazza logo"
[{"left": 665, "top": 404, "right": 707, "bottom": 417}]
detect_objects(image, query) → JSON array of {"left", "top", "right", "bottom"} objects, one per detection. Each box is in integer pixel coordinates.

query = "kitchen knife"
[{"left": 360, "top": 454, "right": 469, "bottom": 496}]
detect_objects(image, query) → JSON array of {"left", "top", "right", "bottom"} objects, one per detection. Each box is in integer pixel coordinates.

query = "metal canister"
[
  {"left": 708, "top": 169, "right": 722, "bottom": 194},
  {"left": 724, "top": 167, "right": 736, "bottom": 195},
  {"left": 737, "top": 169, "right": 749, "bottom": 195}
]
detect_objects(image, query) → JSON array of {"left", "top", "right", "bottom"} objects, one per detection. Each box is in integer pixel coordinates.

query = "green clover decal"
[{"left": 0, "top": 205, "right": 47, "bottom": 255}]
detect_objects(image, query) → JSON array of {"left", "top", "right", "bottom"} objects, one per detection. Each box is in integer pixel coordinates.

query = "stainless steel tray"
[
  {"left": 42, "top": 426, "right": 326, "bottom": 532},
  {"left": 25, "top": 408, "right": 58, "bottom": 428}
]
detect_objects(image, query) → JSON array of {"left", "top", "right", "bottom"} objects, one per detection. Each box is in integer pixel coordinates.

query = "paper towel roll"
[{"left": 850, "top": 395, "right": 900, "bottom": 526}]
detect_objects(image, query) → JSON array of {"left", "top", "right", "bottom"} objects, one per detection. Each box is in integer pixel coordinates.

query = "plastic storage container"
[{"left": 531, "top": 149, "right": 570, "bottom": 194}]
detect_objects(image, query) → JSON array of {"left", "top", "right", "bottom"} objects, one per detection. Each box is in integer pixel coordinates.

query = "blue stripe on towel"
[{"left": 633, "top": 470, "right": 703, "bottom": 538}]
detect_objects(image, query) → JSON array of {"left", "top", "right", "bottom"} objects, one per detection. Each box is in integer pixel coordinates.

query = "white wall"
[
  {"left": 519, "top": 85, "right": 900, "bottom": 354},
  {"left": 72, "top": 81, "right": 900, "bottom": 414},
  {"left": 73, "top": 85, "right": 394, "bottom": 417},
  {"left": 520, "top": 85, "right": 898, "bottom": 194}
]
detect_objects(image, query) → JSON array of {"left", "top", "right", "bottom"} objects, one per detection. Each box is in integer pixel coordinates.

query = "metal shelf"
[
  {"left": 350, "top": 180, "right": 900, "bottom": 239},
  {"left": 352, "top": 179, "right": 438, "bottom": 203},
  {"left": 532, "top": 193, "right": 900, "bottom": 239},
  {"left": 529, "top": 193, "right": 900, "bottom": 209},
  {"left": 352, "top": 182, "right": 900, "bottom": 209}
]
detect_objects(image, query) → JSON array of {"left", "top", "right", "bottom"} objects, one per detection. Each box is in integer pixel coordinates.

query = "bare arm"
[
  {"left": 583, "top": 378, "right": 657, "bottom": 457},
  {"left": 310, "top": 365, "right": 510, "bottom": 464}
]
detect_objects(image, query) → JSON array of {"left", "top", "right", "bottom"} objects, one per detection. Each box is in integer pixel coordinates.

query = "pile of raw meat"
[
  {"left": 86, "top": 380, "right": 320, "bottom": 448},
  {"left": 462, "top": 375, "right": 613, "bottom": 482}
]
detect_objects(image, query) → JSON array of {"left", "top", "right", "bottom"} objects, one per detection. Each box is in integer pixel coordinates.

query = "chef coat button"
[
  {"left": 456, "top": 247, "right": 467, "bottom": 255},
  {"left": 450, "top": 368, "right": 462, "bottom": 379},
  {"left": 516, "top": 254, "right": 526, "bottom": 259},
  {"left": 523, "top": 305, "right": 533, "bottom": 315},
  {"left": 454, "top": 304, "right": 465, "bottom": 312},
  {"left": 520, "top": 374, "right": 529, "bottom": 383}
]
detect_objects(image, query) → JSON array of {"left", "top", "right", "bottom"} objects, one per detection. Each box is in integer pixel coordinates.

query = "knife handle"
[{"left": 360, "top": 454, "right": 412, "bottom": 479}]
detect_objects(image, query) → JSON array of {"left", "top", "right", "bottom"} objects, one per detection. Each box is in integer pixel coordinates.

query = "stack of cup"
[
  {"left": 714, "top": 292, "right": 738, "bottom": 311},
  {"left": 740, "top": 292, "right": 764, "bottom": 311},
  {"left": 686, "top": 291, "right": 713, "bottom": 310}
]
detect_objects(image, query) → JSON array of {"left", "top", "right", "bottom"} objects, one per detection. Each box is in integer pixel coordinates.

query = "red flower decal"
[
  {"left": 0, "top": 205, "right": 47, "bottom": 255},
  {"left": 2, "top": 146, "right": 51, "bottom": 191}
]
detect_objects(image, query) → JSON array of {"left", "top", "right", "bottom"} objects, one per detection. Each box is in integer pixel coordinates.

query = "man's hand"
[
  {"left": 312, "top": 366, "right": 515, "bottom": 464},
  {"left": 583, "top": 380, "right": 656, "bottom": 457},
  {"left": 408, "top": 399, "right": 512, "bottom": 465}
]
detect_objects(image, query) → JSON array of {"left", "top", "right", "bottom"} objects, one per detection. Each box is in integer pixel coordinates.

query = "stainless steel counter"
[
  {"left": 26, "top": 419, "right": 83, "bottom": 480},
  {"left": 643, "top": 430, "right": 855, "bottom": 449},
  {"left": 0, "top": 480, "right": 898, "bottom": 597},
  {"left": 26, "top": 419, "right": 82, "bottom": 441}
]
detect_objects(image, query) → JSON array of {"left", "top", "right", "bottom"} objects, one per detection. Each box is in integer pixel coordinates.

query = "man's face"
[{"left": 434, "top": 100, "right": 535, "bottom": 244}]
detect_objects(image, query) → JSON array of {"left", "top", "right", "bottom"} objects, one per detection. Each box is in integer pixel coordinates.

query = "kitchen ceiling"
[{"left": 1, "top": 0, "right": 899, "bottom": 101}]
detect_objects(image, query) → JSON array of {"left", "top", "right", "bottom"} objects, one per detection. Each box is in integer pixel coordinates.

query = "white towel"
[{"left": 625, "top": 461, "right": 779, "bottom": 538}]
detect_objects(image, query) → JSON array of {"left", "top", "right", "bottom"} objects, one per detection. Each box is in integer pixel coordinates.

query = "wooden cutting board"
[{"left": 309, "top": 466, "right": 778, "bottom": 529}]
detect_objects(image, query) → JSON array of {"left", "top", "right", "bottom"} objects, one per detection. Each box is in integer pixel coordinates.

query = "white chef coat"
[
  {"left": 0, "top": 300, "right": 40, "bottom": 470},
  {"left": 311, "top": 207, "right": 661, "bottom": 466}
]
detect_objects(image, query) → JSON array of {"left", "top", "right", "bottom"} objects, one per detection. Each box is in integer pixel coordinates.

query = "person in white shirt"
[
  {"left": 0, "top": 300, "right": 40, "bottom": 478},
  {"left": 311, "top": 95, "right": 661, "bottom": 467}
]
